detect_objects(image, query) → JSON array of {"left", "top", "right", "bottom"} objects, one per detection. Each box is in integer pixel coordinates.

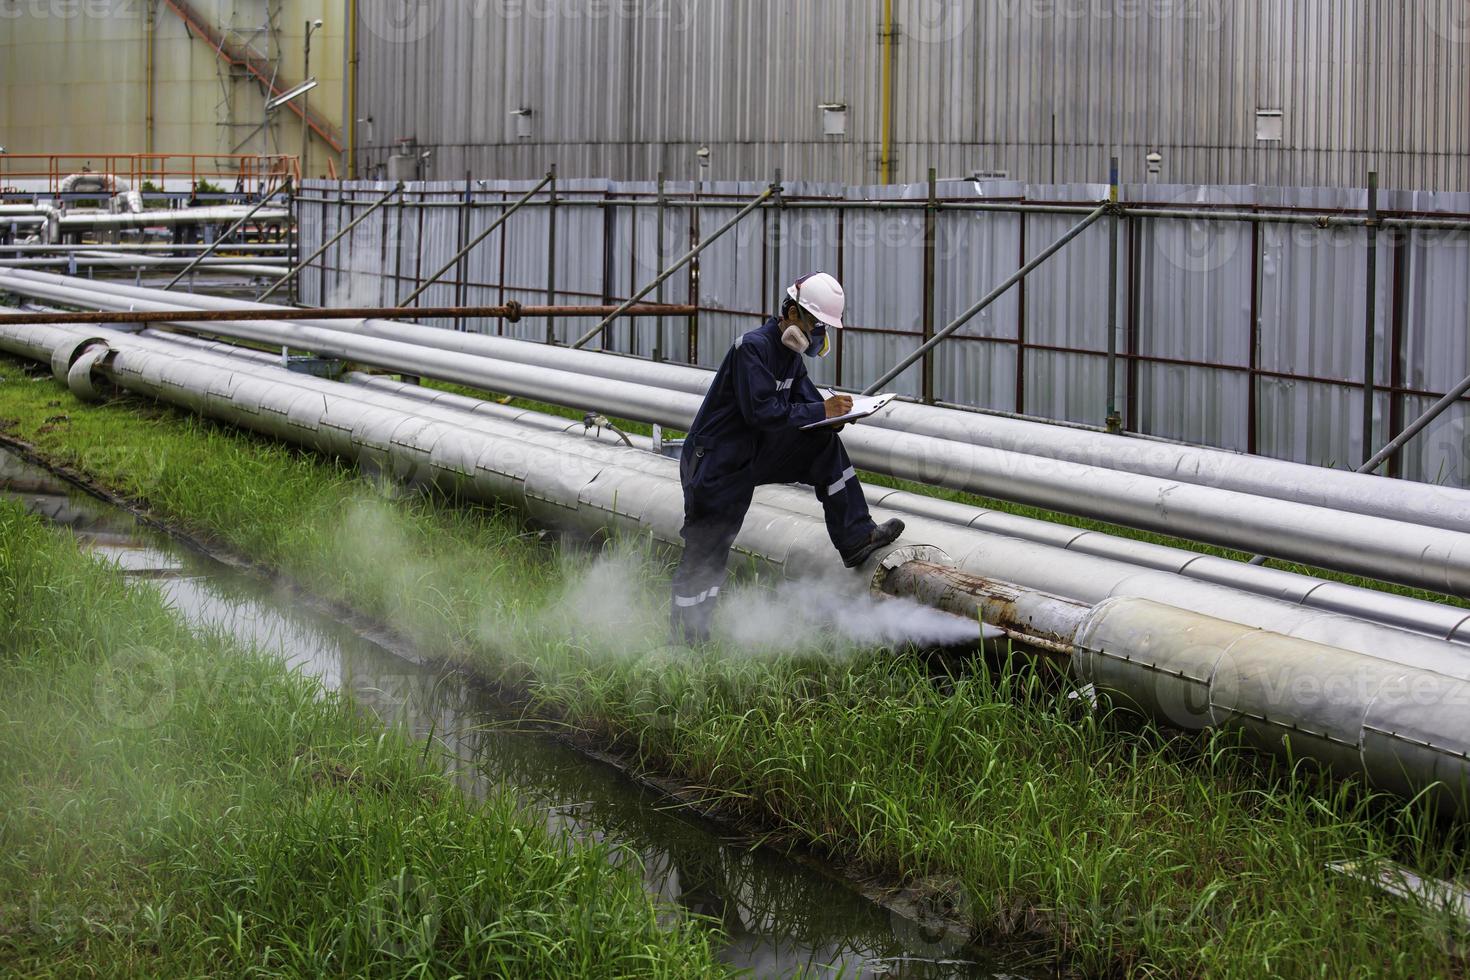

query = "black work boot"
[{"left": 841, "top": 518, "right": 906, "bottom": 569}]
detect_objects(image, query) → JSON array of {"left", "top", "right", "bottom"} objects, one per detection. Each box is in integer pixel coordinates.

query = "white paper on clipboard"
[{"left": 800, "top": 392, "right": 897, "bottom": 430}]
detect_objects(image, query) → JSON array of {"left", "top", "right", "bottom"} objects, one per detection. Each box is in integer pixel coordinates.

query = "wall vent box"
[
  {"left": 1256, "top": 109, "right": 1284, "bottom": 142},
  {"left": 820, "top": 103, "right": 848, "bottom": 137},
  {"left": 386, "top": 153, "right": 417, "bottom": 183}
]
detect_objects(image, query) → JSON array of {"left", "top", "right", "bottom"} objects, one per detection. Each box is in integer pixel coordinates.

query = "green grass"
[
  {"left": 4, "top": 354, "right": 1470, "bottom": 977},
  {"left": 0, "top": 500, "right": 723, "bottom": 978}
]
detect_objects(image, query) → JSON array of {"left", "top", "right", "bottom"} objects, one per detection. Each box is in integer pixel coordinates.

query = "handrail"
[{"left": 0, "top": 153, "right": 299, "bottom": 195}]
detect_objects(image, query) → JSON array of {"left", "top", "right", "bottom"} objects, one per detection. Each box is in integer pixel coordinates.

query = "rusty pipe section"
[{"left": 876, "top": 557, "right": 1087, "bottom": 660}]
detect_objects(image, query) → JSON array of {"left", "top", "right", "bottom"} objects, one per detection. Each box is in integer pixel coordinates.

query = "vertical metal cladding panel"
[
  {"left": 598, "top": 187, "right": 640, "bottom": 355},
  {"left": 329, "top": 181, "right": 395, "bottom": 309},
  {"left": 931, "top": 180, "right": 1023, "bottom": 411},
  {"left": 1130, "top": 183, "right": 1255, "bottom": 449},
  {"left": 387, "top": 184, "right": 424, "bottom": 307},
  {"left": 1399, "top": 190, "right": 1470, "bottom": 486},
  {"left": 769, "top": 181, "right": 845, "bottom": 387},
  {"left": 839, "top": 182, "right": 927, "bottom": 397},
  {"left": 1019, "top": 183, "right": 1114, "bottom": 427},
  {"left": 556, "top": 178, "right": 614, "bottom": 304},
  {"left": 653, "top": 185, "right": 696, "bottom": 360},
  {"left": 312, "top": 190, "right": 336, "bottom": 306},
  {"left": 454, "top": 179, "right": 516, "bottom": 334},
  {"left": 616, "top": 180, "right": 666, "bottom": 357},
  {"left": 502, "top": 188, "right": 553, "bottom": 342},
  {"left": 693, "top": 181, "right": 772, "bottom": 370},
  {"left": 295, "top": 200, "right": 316, "bottom": 306},
  {"left": 1255, "top": 185, "right": 1393, "bottom": 469}
]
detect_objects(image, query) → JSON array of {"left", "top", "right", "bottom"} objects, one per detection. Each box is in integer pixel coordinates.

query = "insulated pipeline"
[
  {"left": 50, "top": 323, "right": 1470, "bottom": 679},
  {"left": 11, "top": 269, "right": 1463, "bottom": 536},
  {"left": 340, "top": 372, "right": 1470, "bottom": 645},
  {"left": 6, "top": 271, "right": 1470, "bottom": 599}
]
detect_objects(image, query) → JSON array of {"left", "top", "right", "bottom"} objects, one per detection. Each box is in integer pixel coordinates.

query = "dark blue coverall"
[{"left": 670, "top": 316, "right": 879, "bottom": 643}]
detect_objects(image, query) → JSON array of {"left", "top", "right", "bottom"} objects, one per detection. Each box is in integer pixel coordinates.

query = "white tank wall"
[{"left": 0, "top": 0, "right": 343, "bottom": 174}]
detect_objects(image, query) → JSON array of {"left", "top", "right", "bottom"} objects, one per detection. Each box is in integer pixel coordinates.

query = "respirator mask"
[{"left": 780, "top": 308, "right": 830, "bottom": 358}]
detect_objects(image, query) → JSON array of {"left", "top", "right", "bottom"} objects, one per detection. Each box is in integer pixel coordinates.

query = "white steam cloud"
[
  {"left": 533, "top": 547, "right": 981, "bottom": 657},
  {"left": 336, "top": 496, "right": 981, "bottom": 661},
  {"left": 716, "top": 576, "right": 982, "bottom": 652}
]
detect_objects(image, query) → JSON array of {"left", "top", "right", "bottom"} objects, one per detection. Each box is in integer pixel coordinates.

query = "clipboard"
[{"left": 800, "top": 391, "right": 897, "bottom": 430}]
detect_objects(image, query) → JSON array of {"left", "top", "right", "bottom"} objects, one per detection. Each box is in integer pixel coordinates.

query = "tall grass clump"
[
  {"left": 0, "top": 500, "right": 723, "bottom": 978},
  {"left": 4, "top": 356, "right": 1470, "bottom": 976}
]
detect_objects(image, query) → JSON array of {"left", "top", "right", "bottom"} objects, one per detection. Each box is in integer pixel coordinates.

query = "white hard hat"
[{"left": 787, "top": 272, "right": 845, "bottom": 329}]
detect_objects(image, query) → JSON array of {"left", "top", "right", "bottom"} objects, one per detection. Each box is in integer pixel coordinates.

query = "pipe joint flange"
[
  {"left": 867, "top": 544, "right": 953, "bottom": 593},
  {"left": 50, "top": 335, "right": 110, "bottom": 382},
  {"left": 65, "top": 344, "right": 112, "bottom": 403}
]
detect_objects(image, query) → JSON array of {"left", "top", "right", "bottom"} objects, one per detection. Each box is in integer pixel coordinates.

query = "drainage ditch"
[{"left": 1, "top": 446, "right": 1037, "bottom": 979}]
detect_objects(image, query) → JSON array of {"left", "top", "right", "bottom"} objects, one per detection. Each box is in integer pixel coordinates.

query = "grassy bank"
[
  {"left": 0, "top": 500, "right": 723, "bottom": 977},
  {"left": 3, "top": 354, "right": 1469, "bottom": 977}
]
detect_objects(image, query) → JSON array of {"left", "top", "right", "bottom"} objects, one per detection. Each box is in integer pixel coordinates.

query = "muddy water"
[{"left": 2, "top": 448, "right": 1034, "bottom": 978}]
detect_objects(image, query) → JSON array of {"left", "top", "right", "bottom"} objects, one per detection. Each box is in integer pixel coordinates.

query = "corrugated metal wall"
[
  {"left": 298, "top": 175, "right": 1470, "bottom": 490},
  {"left": 351, "top": 0, "right": 1470, "bottom": 191}
]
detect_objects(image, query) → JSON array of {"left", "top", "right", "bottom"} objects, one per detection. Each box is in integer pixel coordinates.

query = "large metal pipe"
[
  {"left": 0, "top": 256, "right": 286, "bottom": 276},
  {"left": 23, "top": 320, "right": 1470, "bottom": 684},
  {"left": 865, "top": 488, "right": 1470, "bottom": 644},
  {"left": 0, "top": 243, "right": 291, "bottom": 254},
  {"left": 337, "top": 372, "right": 1470, "bottom": 644},
  {"left": 54, "top": 206, "right": 291, "bottom": 230},
  {"left": 6, "top": 320, "right": 1470, "bottom": 815},
  {"left": 83, "top": 328, "right": 1470, "bottom": 678},
  {"left": 13, "top": 267, "right": 1467, "bottom": 540},
  {"left": 1070, "top": 597, "right": 1470, "bottom": 813},
  {"left": 8, "top": 272, "right": 1470, "bottom": 600}
]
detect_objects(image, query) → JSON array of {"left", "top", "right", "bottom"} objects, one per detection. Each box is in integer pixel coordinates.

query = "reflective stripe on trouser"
[
  {"left": 671, "top": 426, "right": 876, "bottom": 642},
  {"left": 670, "top": 514, "right": 742, "bottom": 644}
]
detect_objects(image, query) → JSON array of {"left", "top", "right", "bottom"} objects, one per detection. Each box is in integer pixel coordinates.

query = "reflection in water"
[{"left": 1, "top": 448, "right": 1032, "bottom": 979}]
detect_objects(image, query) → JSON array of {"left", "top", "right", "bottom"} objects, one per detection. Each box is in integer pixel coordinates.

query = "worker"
[{"left": 670, "top": 272, "right": 905, "bottom": 644}]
